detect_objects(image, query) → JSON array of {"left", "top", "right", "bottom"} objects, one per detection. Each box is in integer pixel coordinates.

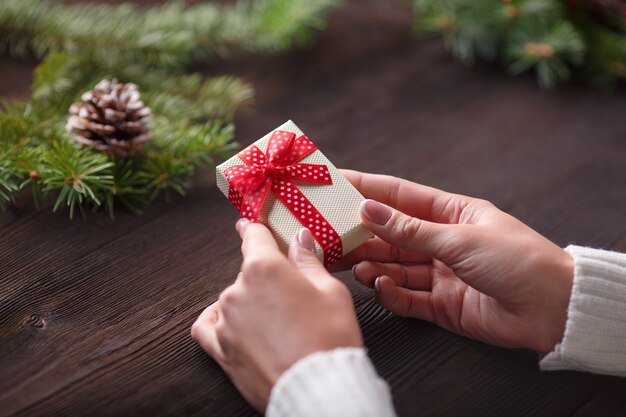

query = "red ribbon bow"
[{"left": 225, "top": 130, "right": 343, "bottom": 266}]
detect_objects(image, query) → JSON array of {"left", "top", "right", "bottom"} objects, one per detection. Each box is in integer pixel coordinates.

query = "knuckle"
[
  {"left": 387, "top": 245, "right": 402, "bottom": 262},
  {"left": 475, "top": 198, "right": 496, "bottom": 210},
  {"left": 241, "top": 256, "right": 264, "bottom": 273},
  {"left": 393, "top": 215, "right": 424, "bottom": 243},
  {"left": 242, "top": 255, "right": 282, "bottom": 277},
  {"left": 456, "top": 197, "right": 495, "bottom": 224},
  {"left": 218, "top": 286, "right": 239, "bottom": 307},
  {"left": 190, "top": 320, "right": 201, "bottom": 341},
  {"left": 402, "top": 291, "right": 415, "bottom": 317}
]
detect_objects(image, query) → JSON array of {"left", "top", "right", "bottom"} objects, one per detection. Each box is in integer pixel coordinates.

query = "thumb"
[
  {"left": 360, "top": 199, "right": 465, "bottom": 261},
  {"left": 289, "top": 228, "right": 335, "bottom": 290}
]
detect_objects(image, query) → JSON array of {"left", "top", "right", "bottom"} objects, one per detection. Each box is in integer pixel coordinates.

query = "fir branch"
[
  {"left": 497, "top": 0, "right": 563, "bottom": 18},
  {"left": 413, "top": 0, "right": 504, "bottom": 64},
  {"left": 140, "top": 154, "right": 194, "bottom": 202},
  {"left": 145, "top": 75, "right": 254, "bottom": 121},
  {"left": 137, "top": 120, "right": 235, "bottom": 202},
  {"left": 0, "top": 158, "right": 20, "bottom": 211},
  {"left": 0, "top": 101, "right": 40, "bottom": 145},
  {"left": 11, "top": 146, "right": 48, "bottom": 209},
  {"left": 577, "top": 18, "right": 626, "bottom": 88},
  {"left": 31, "top": 52, "right": 104, "bottom": 117},
  {"left": 0, "top": 0, "right": 337, "bottom": 218},
  {"left": 0, "top": 0, "right": 339, "bottom": 68},
  {"left": 411, "top": 0, "right": 623, "bottom": 89},
  {"left": 506, "top": 16, "right": 585, "bottom": 89},
  {"left": 107, "top": 157, "right": 150, "bottom": 217},
  {"left": 1, "top": 73, "right": 242, "bottom": 217},
  {"left": 40, "top": 140, "right": 114, "bottom": 219},
  {"left": 29, "top": 52, "right": 255, "bottom": 123},
  {"left": 0, "top": 103, "right": 44, "bottom": 209},
  {"left": 247, "top": 0, "right": 340, "bottom": 52}
]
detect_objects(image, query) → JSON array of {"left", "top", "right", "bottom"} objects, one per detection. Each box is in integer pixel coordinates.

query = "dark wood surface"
[{"left": 1, "top": 1, "right": 626, "bottom": 416}]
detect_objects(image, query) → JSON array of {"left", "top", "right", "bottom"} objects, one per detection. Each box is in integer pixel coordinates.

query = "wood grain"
[{"left": 1, "top": 1, "right": 625, "bottom": 416}]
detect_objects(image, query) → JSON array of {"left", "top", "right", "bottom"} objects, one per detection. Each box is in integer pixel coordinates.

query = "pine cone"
[{"left": 66, "top": 79, "right": 152, "bottom": 158}]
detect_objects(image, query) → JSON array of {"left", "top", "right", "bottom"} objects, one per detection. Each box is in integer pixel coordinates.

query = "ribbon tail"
[
  {"left": 239, "top": 176, "right": 273, "bottom": 221},
  {"left": 227, "top": 187, "right": 244, "bottom": 212},
  {"left": 272, "top": 179, "right": 343, "bottom": 267}
]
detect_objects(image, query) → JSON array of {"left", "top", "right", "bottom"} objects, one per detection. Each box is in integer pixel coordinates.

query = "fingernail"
[
  {"left": 235, "top": 218, "right": 250, "bottom": 233},
  {"left": 374, "top": 276, "right": 381, "bottom": 292},
  {"left": 361, "top": 200, "right": 392, "bottom": 225},
  {"left": 297, "top": 228, "right": 316, "bottom": 254}
]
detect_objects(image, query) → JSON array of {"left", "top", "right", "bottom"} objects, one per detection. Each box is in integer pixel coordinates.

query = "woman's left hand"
[{"left": 191, "top": 219, "right": 363, "bottom": 412}]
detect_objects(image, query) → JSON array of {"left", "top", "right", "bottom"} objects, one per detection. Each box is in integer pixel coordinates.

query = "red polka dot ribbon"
[{"left": 224, "top": 130, "right": 343, "bottom": 266}]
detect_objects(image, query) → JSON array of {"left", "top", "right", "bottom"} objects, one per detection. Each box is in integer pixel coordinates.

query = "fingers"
[
  {"left": 341, "top": 169, "right": 471, "bottom": 223},
  {"left": 360, "top": 199, "right": 466, "bottom": 260},
  {"left": 236, "top": 218, "right": 282, "bottom": 260},
  {"left": 353, "top": 261, "right": 432, "bottom": 291},
  {"left": 375, "top": 275, "right": 435, "bottom": 321},
  {"left": 191, "top": 301, "right": 226, "bottom": 362},
  {"left": 330, "top": 237, "right": 431, "bottom": 272},
  {"left": 288, "top": 228, "right": 336, "bottom": 291}
]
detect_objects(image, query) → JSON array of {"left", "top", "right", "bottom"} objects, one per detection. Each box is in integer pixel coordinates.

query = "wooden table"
[{"left": 2, "top": 1, "right": 626, "bottom": 416}]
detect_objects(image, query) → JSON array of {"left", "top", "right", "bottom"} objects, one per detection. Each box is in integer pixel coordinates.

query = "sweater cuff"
[
  {"left": 266, "top": 347, "right": 396, "bottom": 417},
  {"left": 539, "top": 245, "right": 626, "bottom": 376}
]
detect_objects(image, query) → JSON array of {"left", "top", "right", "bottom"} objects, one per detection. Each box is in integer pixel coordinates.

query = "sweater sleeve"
[
  {"left": 266, "top": 347, "right": 397, "bottom": 417},
  {"left": 539, "top": 245, "right": 626, "bottom": 376}
]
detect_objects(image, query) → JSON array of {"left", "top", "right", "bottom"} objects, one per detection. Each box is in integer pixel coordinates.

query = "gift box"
[{"left": 216, "top": 120, "right": 373, "bottom": 267}]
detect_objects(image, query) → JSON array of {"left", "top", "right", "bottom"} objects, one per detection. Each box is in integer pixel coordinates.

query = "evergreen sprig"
[
  {"left": 0, "top": 0, "right": 338, "bottom": 218},
  {"left": 0, "top": 0, "right": 338, "bottom": 69},
  {"left": 506, "top": 16, "right": 584, "bottom": 88},
  {"left": 0, "top": 159, "right": 20, "bottom": 210},
  {"left": 0, "top": 91, "right": 239, "bottom": 219},
  {"left": 411, "top": 0, "right": 626, "bottom": 89},
  {"left": 42, "top": 139, "right": 115, "bottom": 218}
]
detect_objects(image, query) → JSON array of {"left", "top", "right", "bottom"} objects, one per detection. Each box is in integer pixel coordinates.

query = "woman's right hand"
[{"left": 337, "top": 170, "right": 574, "bottom": 353}]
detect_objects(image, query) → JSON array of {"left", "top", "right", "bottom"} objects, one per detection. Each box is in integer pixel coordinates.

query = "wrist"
[{"left": 541, "top": 248, "right": 574, "bottom": 352}]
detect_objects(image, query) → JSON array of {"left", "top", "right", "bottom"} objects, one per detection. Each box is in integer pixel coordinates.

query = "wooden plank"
[{"left": 570, "top": 380, "right": 626, "bottom": 417}]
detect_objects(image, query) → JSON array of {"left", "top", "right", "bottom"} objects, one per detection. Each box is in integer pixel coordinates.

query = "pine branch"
[
  {"left": 0, "top": 0, "right": 337, "bottom": 218},
  {"left": 143, "top": 119, "right": 236, "bottom": 201},
  {"left": 411, "top": 0, "right": 624, "bottom": 89},
  {"left": 246, "top": 0, "right": 341, "bottom": 52},
  {"left": 506, "top": 15, "right": 585, "bottom": 89},
  {"left": 413, "top": 0, "right": 506, "bottom": 64},
  {"left": 145, "top": 75, "right": 254, "bottom": 121},
  {"left": 31, "top": 52, "right": 103, "bottom": 117},
  {"left": 575, "top": 15, "right": 626, "bottom": 88},
  {"left": 0, "top": 158, "right": 21, "bottom": 211},
  {"left": 107, "top": 157, "right": 150, "bottom": 217},
  {"left": 40, "top": 139, "right": 114, "bottom": 219},
  {"left": 0, "top": 95, "right": 239, "bottom": 218},
  {"left": 29, "top": 52, "right": 256, "bottom": 125},
  {"left": 0, "top": 0, "right": 339, "bottom": 68}
]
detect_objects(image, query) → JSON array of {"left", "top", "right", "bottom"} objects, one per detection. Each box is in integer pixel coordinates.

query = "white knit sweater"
[
  {"left": 266, "top": 245, "right": 626, "bottom": 417},
  {"left": 539, "top": 246, "right": 626, "bottom": 375}
]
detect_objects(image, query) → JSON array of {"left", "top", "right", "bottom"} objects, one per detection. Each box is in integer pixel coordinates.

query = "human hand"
[
  {"left": 191, "top": 220, "right": 363, "bottom": 412},
  {"left": 338, "top": 170, "right": 574, "bottom": 353}
]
